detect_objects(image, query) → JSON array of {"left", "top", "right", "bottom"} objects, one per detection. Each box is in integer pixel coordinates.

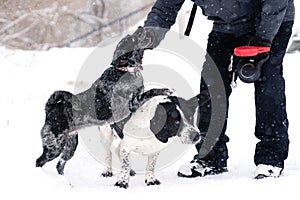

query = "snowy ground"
[{"left": 1, "top": 1, "right": 300, "bottom": 200}]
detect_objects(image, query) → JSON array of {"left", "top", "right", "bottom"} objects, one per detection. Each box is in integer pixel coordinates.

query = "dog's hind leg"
[
  {"left": 56, "top": 134, "right": 78, "bottom": 175},
  {"left": 36, "top": 145, "right": 63, "bottom": 168},
  {"left": 36, "top": 126, "right": 65, "bottom": 168},
  {"left": 145, "top": 152, "right": 161, "bottom": 186},
  {"left": 99, "top": 124, "right": 114, "bottom": 177}
]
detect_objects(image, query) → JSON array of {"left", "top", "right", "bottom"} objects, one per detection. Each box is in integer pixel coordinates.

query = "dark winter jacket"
[{"left": 144, "top": 0, "right": 295, "bottom": 42}]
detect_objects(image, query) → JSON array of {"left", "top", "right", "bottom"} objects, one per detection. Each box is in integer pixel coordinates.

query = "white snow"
[{"left": 1, "top": 1, "right": 300, "bottom": 200}]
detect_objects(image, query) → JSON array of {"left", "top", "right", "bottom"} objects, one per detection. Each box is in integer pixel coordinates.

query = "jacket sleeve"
[
  {"left": 142, "top": 0, "right": 185, "bottom": 48},
  {"left": 256, "top": 0, "right": 289, "bottom": 42},
  {"left": 144, "top": 0, "right": 185, "bottom": 29}
]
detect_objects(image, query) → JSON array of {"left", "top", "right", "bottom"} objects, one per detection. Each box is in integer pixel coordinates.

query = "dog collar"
[{"left": 116, "top": 66, "right": 143, "bottom": 73}]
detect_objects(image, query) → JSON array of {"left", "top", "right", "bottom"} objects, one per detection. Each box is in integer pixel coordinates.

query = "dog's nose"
[{"left": 190, "top": 132, "right": 200, "bottom": 143}]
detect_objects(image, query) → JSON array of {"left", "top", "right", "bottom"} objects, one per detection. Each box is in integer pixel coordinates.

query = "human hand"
[
  {"left": 248, "top": 36, "right": 271, "bottom": 47},
  {"left": 234, "top": 36, "right": 271, "bottom": 83},
  {"left": 111, "top": 26, "right": 156, "bottom": 68}
]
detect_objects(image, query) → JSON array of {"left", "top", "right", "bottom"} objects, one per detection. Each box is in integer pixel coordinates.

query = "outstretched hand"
[{"left": 111, "top": 26, "right": 156, "bottom": 68}]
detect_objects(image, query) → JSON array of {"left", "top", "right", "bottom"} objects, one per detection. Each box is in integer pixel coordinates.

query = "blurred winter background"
[
  {"left": 0, "top": 1, "right": 300, "bottom": 200},
  {"left": 0, "top": 0, "right": 155, "bottom": 49}
]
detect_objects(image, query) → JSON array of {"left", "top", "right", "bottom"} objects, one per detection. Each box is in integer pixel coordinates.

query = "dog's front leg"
[
  {"left": 115, "top": 148, "right": 131, "bottom": 189},
  {"left": 129, "top": 88, "right": 173, "bottom": 112},
  {"left": 145, "top": 152, "right": 161, "bottom": 186}
]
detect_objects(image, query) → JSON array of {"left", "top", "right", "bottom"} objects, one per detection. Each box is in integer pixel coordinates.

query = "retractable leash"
[
  {"left": 234, "top": 46, "right": 270, "bottom": 83},
  {"left": 183, "top": 4, "right": 271, "bottom": 84}
]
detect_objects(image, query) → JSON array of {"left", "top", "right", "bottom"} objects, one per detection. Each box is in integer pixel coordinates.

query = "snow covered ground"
[{"left": 1, "top": 1, "right": 300, "bottom": 200}]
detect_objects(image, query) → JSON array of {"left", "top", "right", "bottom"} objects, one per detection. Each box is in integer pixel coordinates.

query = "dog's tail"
[{"left": 45, "top": 91, "right": 78, "bottom": 113}]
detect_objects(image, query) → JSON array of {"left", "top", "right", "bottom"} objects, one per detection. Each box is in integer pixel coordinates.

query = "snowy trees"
[{"left": 0, "top": 0, "right": 155, "bottom": 50}]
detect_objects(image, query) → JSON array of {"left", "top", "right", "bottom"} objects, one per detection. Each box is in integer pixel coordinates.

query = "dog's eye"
[
  {"left": 171, "top": 111, "right": 179, "bottom": 118},
  {"left": 175, "top": 120, "right": 180, "bottom": 125}
]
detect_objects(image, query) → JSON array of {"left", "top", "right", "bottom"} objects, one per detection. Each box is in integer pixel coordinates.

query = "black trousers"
[{"left": 196, "top": 21, "right": 293, "bottom": 169}]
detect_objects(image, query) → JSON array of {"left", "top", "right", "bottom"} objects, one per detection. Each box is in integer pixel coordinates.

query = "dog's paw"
[
  {"left": 165, "top": 88, "right": 175, "bottom": 96},
  {"left": 145, "top": 179, "right": 161, "bottom": 186},
  {"left": 145, "top": 172, "right": 161, "bottom": 186},
  {"left": 101, "top": 171, "right": 113, "bottom": 177},
  {"left": 129, "top": 169, "right": 136, "bottom": 176},
  {"left": 36, "top": 158, "right": 45, "bottom": 168},
  {"left": 56, "top": 163, "right": 65, "bottom": 175},
  {"left": 36, "top": 160, "right": 42, "bottom": 168},
  {"left": 101, "top": 167, "right": 113, "bottom": 177},
  {"left": 114, "top": 181, "right": 129, "bottom": 189},
  {"left": 56, "top": 168, "right": 64, "bottom": 175},
  {"left": 159, "top": 88, "right": 174, "bottom": 96}
]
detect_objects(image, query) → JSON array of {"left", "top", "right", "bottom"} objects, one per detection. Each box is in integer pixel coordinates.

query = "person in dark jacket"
[{"left": 112, "top": 0, "right": 295, "bottom": 179}]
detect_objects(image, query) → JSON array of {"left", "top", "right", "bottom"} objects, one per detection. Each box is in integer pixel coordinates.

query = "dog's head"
[
  {"left": 111, "top": 34, "right": 144, "bottom": 71},
  {"left": 150, "top": 96, "right": 201, "bottom": 144}
]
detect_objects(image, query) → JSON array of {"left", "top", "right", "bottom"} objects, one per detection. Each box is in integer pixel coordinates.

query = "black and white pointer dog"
[
  {"left": 99, "top": 92, "right": 209, "bottom": 188},
  {"left": 36, "top": 34, "right": 172, "bottom": 175}
]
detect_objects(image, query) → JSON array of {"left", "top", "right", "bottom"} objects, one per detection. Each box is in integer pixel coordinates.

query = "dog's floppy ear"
[{"left": 150, "top": 102, "right": 181, "bottom": 143}]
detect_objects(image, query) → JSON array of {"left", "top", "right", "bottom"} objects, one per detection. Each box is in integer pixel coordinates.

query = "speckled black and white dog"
[
  {"left": 35, "top": 34, "right": 171, "bottom": 175},
  {"left": 98, "top": 92, "right": 209, "bottom": 189}
]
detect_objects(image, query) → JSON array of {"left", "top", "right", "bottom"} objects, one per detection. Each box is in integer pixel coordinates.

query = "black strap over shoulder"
[{"left": 184, "top": 3, "right": 198, "bottom": 36}]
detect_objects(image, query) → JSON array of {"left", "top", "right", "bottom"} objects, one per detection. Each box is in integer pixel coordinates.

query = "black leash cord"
[{"left": 184, "top": 3, "right": 197, "bottom": 36}]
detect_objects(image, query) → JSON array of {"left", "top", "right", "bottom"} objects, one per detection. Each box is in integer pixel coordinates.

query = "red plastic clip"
[{"left": 234, "top": 46, "right": 270, "bottom": 57}]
